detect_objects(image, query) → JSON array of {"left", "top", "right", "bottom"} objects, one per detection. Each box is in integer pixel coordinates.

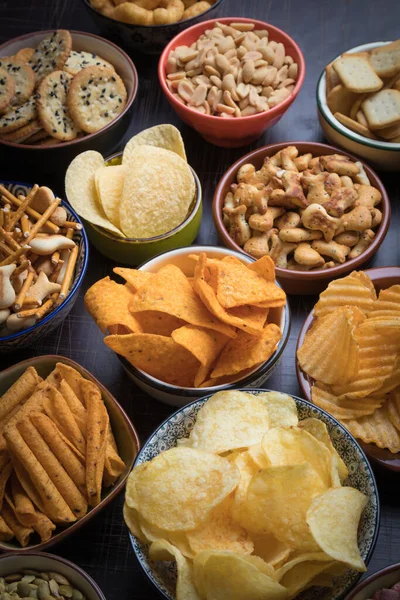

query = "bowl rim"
[
  {"left": 88, "top": 151, "right": 202, "bottom": 243},
  {"left": 316, "top": 41, "right": 400, "bottom": 152},
  {"left": 130, "top": 387, "right": 380, "bottom": 600},
  {"left": 0, "top": 29, "right": 139, "bottom": 151},
  {"left": 0, "top": 179, "right": 89, "bottom": 343},
  {"left": 81, "top": 0, "right": 226, "bottom": 30},
  {"left": 344, "top": 562, "right": 400, "bottom": 600},
  {"left": 0, "top": 354, "right": 141, "bottom": 552},
  {"left": 0, "top": 551, "right": 107, "bottom": 599},
  {"left": 295, "top": 266, "right": 400, "bottom": 472},
  {"left": 116, "top": 244, "right": 291, "bottom": 396},
  {"left": 212, "top": 140, "right": 391, "bottom": 279},
  {"left": 158, "top": 16, "right": 306, "bottom": 122}
]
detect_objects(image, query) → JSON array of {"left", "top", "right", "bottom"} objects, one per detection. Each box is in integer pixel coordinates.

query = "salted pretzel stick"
[
  {"left": 52, "top": 228, "right": 73, "bottom": 265},
  {"left": 0, "top": 240, "right": 13, "bottom": 257},
  {"left": 0, "top": 185, "right": 59, "bottom": 234},
  {"left": 3, "top": 206, "right": 10, "bottom": 230},
  {"left": 13, "top": 271, "right": 35, "bottom": 311},
  {"left": 0, "top": 244, "right": 30, "bottom": 267},
  {"left": 6, "top": 185, "right": 38, "bottom": 232},
  {"left": 50, "top": 259, "right": 64, "bottom": 283},
  {"left": 0, "top": 226, "right": 21, "bottom": 251},
  {"left": 16, "top": 297, "right": 55, "bottom": 319},
  {"left": 25, "top": 199, "right": 61, "bottom": 244},
  {"left": 63, "top": 221, "right": 82, "bottom": 231},
  {"left": 11, "top": 260, "right": 30, "bottom": 278},
  {"left": 57, "top": 244, "right": 78, "bottom": 303},
  {"left": 21, "top": 215, "right": 30, "bottom": 236},
  {"left": 0, "top": 210, "right": 3, "bottom": 228}
]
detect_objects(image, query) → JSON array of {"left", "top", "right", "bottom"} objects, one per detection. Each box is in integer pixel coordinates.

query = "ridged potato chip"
[
  {"left": 388, "top": 386, "right": 400, "bottom": 432},
  {"left": 343, "top": 401, "right": 400, "bottom": 453},
  {"left": 369, "top": 285, "right": 400, "bottom": 318},
  {"left": 314, "top": 272, "right": 374, "bottom": 318},
  {"left": 84, "top": 277, "right": 141, "bottom": 334},
  {"left": 256, "top": 392, "right": 298, "bottom": 428},
  {"left": 123, "top": 124, "right": 187, "bottom": 163},
  {"left": 149, "top": 539, "right": 200, "bottom": 600},
  {"left": 311, "top": 383, "right": 383, "bottom": 419},
  {"left": 95, "top": 164, "right": 126, "bottom": 228},
  {"left": 369, "top": 355, "right": 400, "bottom": 397}
]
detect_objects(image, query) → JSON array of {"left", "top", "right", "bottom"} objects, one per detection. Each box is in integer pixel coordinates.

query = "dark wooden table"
[{"left": 1, "top": 0, "right": 399, "bottom": 598}]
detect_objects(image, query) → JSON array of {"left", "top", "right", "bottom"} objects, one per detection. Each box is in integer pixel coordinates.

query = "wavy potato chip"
[
  {"left": 314, "top": 272, "right": 374, "bottom": 318},
  {"left": 123, "top": 124, "right": 187, "bottom": 163},
  {"left": 369, "top": 285, "right": 400, "bottom": 318},
  {"left": 95, "top": 164, "right": 126, "bottom": 228},
  {"left": 84, "top": 277, "right": 141, "bottom": 334},
  {"left": 388, "top": 386, "right": 400, "bottom": 432},
  {"left": 311, "top": 383, "right": 383, "bottom": 419},
  {"left": 256, "top": 392, "right": 298, "bottom": 428},
  {"left": 343, "top": 401, "right": 400, "bottom": 453},
  {"left": 149, "top": 539, "right": 200, "bottom": 600}
]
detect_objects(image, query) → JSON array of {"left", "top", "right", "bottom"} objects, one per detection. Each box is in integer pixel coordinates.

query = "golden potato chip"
[
  {"left": 299, "top": 418, "right": 348, "bottom": 483},
  {"left": 369, "top": 356, "right": 400, "bottom": 397},
  {"left": 256, "top": 392, "right": 298, "bottom": 428},
  {"left": 246, "top": 443, "right": 270, "bottom": 469},
  {"left": 350, "top": 271, "right": 377, "bottom": 300},
  {"left": 149, "top": 539, "right": 200, "bottom": 600},
  {"left": 311, "top": 383, "right": 384, "bottom": 419},
  {"left": 123, "top": 124, "right": 187, "bottom": 163},
  {"left": 95, "top": 164, "right": 126, "bottom": 228},
  {"left": 119, "top": 146, "right": 195, "bottom": 238},
  {"left": 211, "top": 324, "right": 282, "bottom": 379},
  {"left": 127, "top": 448, "right": 239, "bottom": 532},
  {"left": 129, "top": 264, "right": 235, "bottom": 338},
  {"left": 105, "top": 333, "right": 200, "bottom": 387},
  {"left": 367, "top": 316, "right": 400, "bottom": 341},
  {"left": 243, "top": 463, "right": 326, "bottom": 550},
  {"left": 139, "top": 516, "right": 194, "bottom": 559},
  {"left": 388, "top": 386, "right": 400, "bottom": 432},
  {"left": 113, "top": 267, "right": 155, "bottom": 291},
  {"left": 84, "top": 277, "right": 141, "bottom": 334},
  {"left": 306, "top": 487, "right": 367, "bottom": 571},
  {"left": 123, "top": 502, "right": 146, "bottom": 541},
  {"left": 343, "top": 401, "right": 400, "bottom": 453},
  {"left": 181, "top": 391, "right": 270, "bottom": 455},
  {"left": 231, "top": 449, "right": 265, "bottom": 527},
  {"left": 277, "top": 558, "right": 337, "bottom": 598},
  {"left": 369, "top": 285, "right": 400, "bottom": 318},
  {"left": 314, "top": 272, "right": 374, "bottom": 318},
  {"left": 250, "top": 533, "right": 292, "bottom": 567},
  {"left": 65, "top": 150, "right": 124, "bottom": 236}
]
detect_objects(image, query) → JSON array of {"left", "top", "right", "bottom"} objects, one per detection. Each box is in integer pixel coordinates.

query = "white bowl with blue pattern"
[
  {"left": 0, "top": 181, "right": 89, "bottom": 351},
  {"left": 129, "top": 389, "right": 380, "bottom": 600}
]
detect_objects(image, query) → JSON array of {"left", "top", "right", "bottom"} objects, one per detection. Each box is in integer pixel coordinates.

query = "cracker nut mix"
[
  {"left": 222, "top": 146, "right": 383, "bottom": 270},
  {"left": 90, "top": 0, "right": 216, "bottom": 25},
  {"left": 166, "top": 21, "right": 298, "bottom": 117}
]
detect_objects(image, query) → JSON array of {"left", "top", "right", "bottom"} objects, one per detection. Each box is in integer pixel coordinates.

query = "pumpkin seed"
[
  {"left": 39, "top": 576, "right": 49, "bottom": 584},
  {"left": 58, "top": 586, "right": 73, "bottom": 598},
  {"left": 28, "top": 589, "right": 38, "bottom": 599},
  {"left": 37, "top": 582, "right": 50, "bottom": 600},
  {"left": 21, "top": 578, "right": 35, "bottom": 585},
  {"left": 4, "top": 577, "right": 21, "bottom": 584},
  {"left": 48, "top": 577, "right": 69, "bottom": 588},
  {"left": 47, "top": 582, "right": 59, "bottom": 599},
  {"left": 6, "top": 583, "right": 18, "bottom": 593},
  {"left": 71, "top": 591, "right": 83, "bottom": 600},
  {"left": 17, "top": 583, "right": 31, "bottom": 597}
]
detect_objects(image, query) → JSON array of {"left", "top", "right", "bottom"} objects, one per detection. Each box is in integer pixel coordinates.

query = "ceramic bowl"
[
  {"left": 158, "top": 17, "right": 306, "bottom": 147},
  {"left": 116, "top": 245, "right": 290, "bottom": 406},
  {"left": 0, "top": 355, "right": 140, "bottom": 552},
  {"left": 0, "top": 552, "right": 106, "bottom": 600},
  {"left": 317, "top": 42, "right": 400, "bottom": 172},
  {"left": 80, "top": 0, "right": 225, "bottom": 55},
  {"left": 212, "top": 141, "right": 390, "bottom": 295},
  {"left": 129, "top": 389, "right": 380, "bottom": 600},
  {"left": 345, "top": 563, "right": 400, "bottom": 600},
  {"left": 83, "top": 152, "right": 202, "bottom": 265},
  {"left": 0, "top": 30, "right": 138, "bottom": 182},
  {"left": 296, "top": 266, "right": 400, "bottom": 472},
  {"left": 0, "top": 181, "right": 89, "bottom": 351}
]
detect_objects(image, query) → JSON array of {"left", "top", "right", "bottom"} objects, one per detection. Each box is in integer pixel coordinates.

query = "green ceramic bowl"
[{"left": 84, "top": 152, "right": 202, "bottom": 265}]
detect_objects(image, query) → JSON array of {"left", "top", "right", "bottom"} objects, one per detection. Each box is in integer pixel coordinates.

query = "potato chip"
[
  {"left": 306, "top": 487, "right": 367, "bottom": 571},
  {"left": 311, "top": 383, "right": 383, "bottom": 419},
  {"left": 211, "top": 324, "right": 282, "bottom": 379},
  {"left": 123, "top": 502, "right": 146, "bottom": 541},
  {"left": 351, "top": 271, "right": 377, "bottom": 300},
  {"left": 369, "top": 285, "right": 400, "bottom": 318},
  {"left": 277, "top": 558, "right": 337, "bottom": 598},
  {"left": 95, "top": 164, "right": 126, "bottom": 228},
  {"left": 84, "top": 277, "right": 141, "bottom": 334},
  {"left": 105, "top": 333, "right": 200, "bottom": 387},
  {"left": 181, "top": 391, "right": 270, "bottom": 455},
  {"left": 119, "top": 146, "right": 195, "bottom": 238},
  {"left": 139, "top": 516, "right": 194, "bottom": 559},
  {"left": 250, "top": 533, "right": 292, "bottom": 567},
  {"left": 113, "top": 267, "right": 155, "bottom": 291},
  {"left": 275, "top": 551, "right": 333, "bottom": 581},
  {"left": 127, "top": 448, "right": 239, "bottom": 532},
  {"left": 243, "top": 463, "right": 326, "bottom": 550},
  {"left": 231, "top": 449, "right": 265, "bottom": 527},
  {"left": 369, "top": 356, "right": 400, "bottom": 397},
  {"left": 65, "top": 150, "right": 124, "bottom": 236},
  {"left": 343, "top": 401, "right": 400, "bottom": 453},
  {"left": 149, "top": 539, "right": 200, "bottom": 600},
  {"left": 123, "top": 124, "right": 187, "bottom": 163},
  {"left": 314, "top": 272, "right": 374, "bottom": 318},
  {"left": 388, "top": 386, "right": 400, "bottom": 432},
  {"left": 299, "top": 418, "right": 348, "bottom": 483},
  {"left": 256, "top": 392, "right": 298, "bottom": 428}
]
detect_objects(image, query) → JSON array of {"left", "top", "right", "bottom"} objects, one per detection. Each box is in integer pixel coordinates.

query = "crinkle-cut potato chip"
[
  {"left": 314, "top": 272, "right": 374, "bottom": 318},
  {"left": 84, "top": 276, "right": 141, "bottom": 334},
  {"left": 311, "top": 383, "right": 384, "bottom": 419},
  {"left": 211, "top": 324, "right": 282, "bottom": 379},
  {"left": 123, "top": 124, "right": 187, "bottom": 163},
  {"left": 149, "top": 539, "right": 201, "bottom": 600},
  {"left": 95, "top": 164, "right": 126, "bottom": 229},
  {"left": 367, "top": 316, "right": 400, "bottom": 339},
  {"left": 128, "top": 448, "right": 239, "bottom": 532},
  {"left": 306, "top": 487, "right": 367, "bottom": 571},
  {"left": 119, "top": 145, "right": 195, "bottom": 238},
  {"left": 299, "top": 418, "right": 348, "bottom": 483},
  {"left": 297, "top": 307, "right": 360, "bottom": 386},
  {"left": 65, "top": 150, "right": 124, "bottom": 236},
  {"left": 369, "top": 356, "right": 400, "bottom": 397},
  {"left": 369, "top": 285, "right": 400, "bottom": 319},
  {"left": 388, "top": 387, "right": 400, "bottom": 432},
  {"left": 250, "top": 533, "right": 292, "bottom": 567},
  {"left": 277, "top": 558, "right": 337, "bottom": 598},
  {"left": 129, "top": 264, "right": 236, "bottom": 339},
  {"left": 351, "top": 271, "right": 377, "bottom": 301},
  {"left": 243, "top": 463, "right": 326, "bottom": 550},
  {"left": 186, "top": 495, "right": 253, "bottom": 556},
  {"left": 181, "top": 391, "right": 270, "bottom": 455},
  {"left": 256, "top": 392, "right": 298, "bottom": 428},
  {"left": 113, "top": 267, "right": 155, "bottom": 292},
  {"left": 343, "top": 401, "right": 400, "bottom": 454},
  {"left": 261, "top": 427, "right": 333, "bottom": 488},
  {"left": 104, "top": 332, "right": 200, "bottom": 387}
]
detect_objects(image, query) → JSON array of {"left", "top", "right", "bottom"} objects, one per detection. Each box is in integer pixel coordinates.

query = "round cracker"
[
  {"left": 0, "top": 119, "right": 42, "bottom": 143},
  {"left": 29, "top": 30, "right": 72, "bottom": 84},
  {"left": 15, "top": 47, "right": 35, "bottom": 62},
  {"left": 0, "top": 57, "right": 35, "bottom": 106},
  {"left": 37, "top": 70, "right": 80, "bottom": 141},
  {"left": 0, "top": 67, "right": 15, "bottom": 114},
  {"left": 64, "top": 50, "right": 113, "bottom": 76},
  {"left": 0, "top": 95, "right": 36, "bottom": 134}
]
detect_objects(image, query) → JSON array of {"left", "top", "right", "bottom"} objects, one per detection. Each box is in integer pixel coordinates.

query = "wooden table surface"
[{"left": 1, "top": 0, "right": 399, "bottom": 598}]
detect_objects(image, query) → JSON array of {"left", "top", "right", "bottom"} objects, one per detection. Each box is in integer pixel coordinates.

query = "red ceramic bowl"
[
  {"left": 212, "top": 142, "right": 391, "bottom": 295},
  {"left": 296, "top": 266, "right": 400, "bottom": 472},
  {"left": 158, "top": 17, "right": 305, "bottom": 147}
]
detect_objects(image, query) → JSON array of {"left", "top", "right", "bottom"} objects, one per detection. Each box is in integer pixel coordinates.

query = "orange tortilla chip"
[
  {"left": 105, "top": 333, "right": 201, "bottom": 387},
  {"left": 227, "top": 305, "right": 269, "bottom": 328},
  {"left": 198, "top": 367, "right": 255, "bottom": 388},
  {"left": 113, "top": 267, "right": 155, "bottom": 292},
  {"left": 247, "top": 255, "right": 276, "bottom": 282},
  {"left": 135, "top": 312, "right": 186, "bottom": 337},
  {"left": 84, "top": 277, "right": 141, "bottom": 334}
]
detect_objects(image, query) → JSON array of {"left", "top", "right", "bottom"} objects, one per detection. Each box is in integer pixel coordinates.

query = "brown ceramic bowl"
[
  {"left": 344, "top": 562, "right": 400, "bottom": 600},
  {"left": 296, "top": 266, "right": 400, "bottom": 472},
  {"left": 0, "top": 355, "right": 140, "bottom": 552},
  {"left": 212, "top": 142, "right": 391, "bottom": 295}
]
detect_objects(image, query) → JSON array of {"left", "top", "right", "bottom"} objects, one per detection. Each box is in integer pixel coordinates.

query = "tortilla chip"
[{"left": 84, "top": 276, "right": 141, "bottom": 334}]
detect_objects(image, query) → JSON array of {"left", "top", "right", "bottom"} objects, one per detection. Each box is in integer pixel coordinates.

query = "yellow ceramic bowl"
[
  {"left": 317, "top": 42, "right": 400, "bottom": 171},
  {"left": 84, "top": 152, "right": 202, "bottom": 265}
]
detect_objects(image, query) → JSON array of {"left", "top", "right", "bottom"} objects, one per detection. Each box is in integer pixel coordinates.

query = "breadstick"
[
  {"left": 25, "top": 198, "right": 61, "bottom": 243},
  {"left": 13, "top": 271, "right": 35, "bottom": 310},
  {"left": 0, "top": 244, "right": 30, "bottom": 266},
  {"left": 50, "top": 258, "right": 64, "bottom": 283},
  {"left": 57, "top": 244, "right": 78, "bottom": 302},
  {"left": 2, "top": 206, "right": 10, "bottom": 230},
  {"left": 0, "top": 185, "right": 59, "bottom": 234},
  {"left": 0, "top": 210, "right": 3, "bottom": 228},
  {"left": 11, "top": 260, "right": 30, "bottom": 278},
  {"left": 0, "top": 239, "right": 13, "bottom": 257},
  {"left": 6, "top": 184, "right": 38, "bottom": 232}
]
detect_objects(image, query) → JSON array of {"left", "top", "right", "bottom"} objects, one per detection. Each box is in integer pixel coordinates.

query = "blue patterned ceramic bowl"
[
  {"left": 129, "top": 389, "right": 380, "bottom": 600},
  {"left": 0, "top": 181, "right": 89, "bottom": 351}
]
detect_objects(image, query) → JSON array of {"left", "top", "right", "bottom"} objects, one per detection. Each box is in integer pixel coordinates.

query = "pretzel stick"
[
  {"left": 3, "top": 206, "right": 10, "bottom": 230},
  {"left": 63, "top": 221, "right": 82, "bottom": 231},
  {"left": 0, "top": 244, "right": 30, "bottom": 266},
  {"left": 50, "top": 259, "right": 64, "bottom": 282},
  {"left": 25, "top": 199, "right": 61, "bottom": 244},
  {"left": 6, "top": 185, "right": 38, "bottom": 232},
  {"left": 57, "top": 245, "right": 78, "bottom": 303},
  {"left": 11, "top": 260, "right": 30, "bottom": 278},
  {"left": 0, "top": 240, "right": 13, "bottom": 257},
  {"left": 13, "top": 271, "right": 35, "bottom": 311},
  {"left": 0, "top": 227, "right": 21, "bottom": 251},
  {"left": 52, "top": 228, "right": 73, "bottom": 265},
  {"left": 16, "top": 298, "right": 55, "bottom": 319},
  {"left": 0, "top": 210, "right": 3, "bottom": 228},
  {"left": 21, "top": 215, "right": 31, "bottom": 236},
  {"left": 0, "top": 185, "right": 59, "bottom": 234}
]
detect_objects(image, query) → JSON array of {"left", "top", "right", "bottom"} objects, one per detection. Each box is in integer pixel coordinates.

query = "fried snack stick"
[
  {"left": 59, "top": 379, "right": 86, "bottom": 434},
  {"left": 4, "top": 426, "right": 76, "bottom": 524},
  {"left": 0, "top": 185, "right": 59, "bottom": 234},
  {"left": 43, "top": 385, "right": 86, "bottom": 455},
  {"left": 50, "top": 363, "right": 85, "bottom": 404},
  {"left": 0, "top": 514, "right": 13, "bottom": 542},
  {"left": 0, "top": 461, "right": 13, "bottom": 511},
  {"left": 9, "top": 476, "right": 55, "bottom": 542},
  {"left": 1, "top": 500, "right": 33, "bottom": 547},
  {"left": 11, "top": 455, "right": 47, "bottom": 515},
  {"left": 17, "top": 417, "right": 88, "bottom": 519},
  {"left": 0, "top": 366, "right": 41, "bottom": 423}
]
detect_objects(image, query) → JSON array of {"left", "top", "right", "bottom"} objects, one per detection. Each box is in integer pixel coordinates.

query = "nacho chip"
[
  {"left": 314, "top": 272, "right": 375, "bottom": 318},
  {"left": 135, "top": 312, "right": 186, "bottom": 337},
  {"left": 113, "top": 267, "right": 155, "bottom": 291},
  {"left": 84, "top": 276, "right": 141, "bottom": 334},
  {"left": 123, "top": 124, "right": 187, "bottom": 163},
  {"left": 247, "top": 255, "right": 276, "bottom": 282},
  {"left": 343, "top": 401, "right": 400, "bottom": 453},
  {"left": 95, "top": 164, "right": 126, "bottom": 229}
]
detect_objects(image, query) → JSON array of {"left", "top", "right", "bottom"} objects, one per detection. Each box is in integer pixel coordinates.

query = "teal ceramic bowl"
[{"left": 84, "top": 152, "right": 202, "bottom": 265}]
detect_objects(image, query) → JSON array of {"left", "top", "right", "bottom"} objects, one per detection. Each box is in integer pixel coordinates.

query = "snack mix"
[{"left": 91, "top": 0, "right": 217, "bottom": 25}]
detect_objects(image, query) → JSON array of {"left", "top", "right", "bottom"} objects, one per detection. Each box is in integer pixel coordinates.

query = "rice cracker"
[
  {"left": 0, "top": 57, "right": 35, "bottom": 106},
  {"left": 0, "top": 119, "right": 42, "bottom": 143},
  {"left": 369, "top": 40, "right": 400, "bottom": 78},
  {"left": 68, "top": 65, "right": 127, "bottom": 133},
  {"left": 64, "top": 50, "right": 113, "bottom": 76},
  {"left": 0, "top": 95, "right": 36, "bottom": 134},
  {"left": 362, "top": 89, "right": 400, "bottom": 129},
  {"left": 29, "top": 30, "right": 72, "bottom": 84},
  {"left": 37, "top": 70, "right": 80, "bottom": 141},
  {"left": 333, "top": 54, "right": 383, "bottom": 93},
  {"left": 15, "top": 47, "right": 35, "bottom": 62},
  {"left": 0, "top": 67, "right": 15, "bottom": 114}
]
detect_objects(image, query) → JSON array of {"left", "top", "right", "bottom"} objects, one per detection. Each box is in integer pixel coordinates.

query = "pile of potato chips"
[
  {"left": 124, "top": 390, "right": 368, "bottom": 600},
  {"left": 65, "top": 124, "right": 195, "bottom": 239},
  {"left": 85, "top": 254, "right": 286, "bottom": 388},
  {"left": 297, "top": 271, "right": 400, "bottom": 453}
]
